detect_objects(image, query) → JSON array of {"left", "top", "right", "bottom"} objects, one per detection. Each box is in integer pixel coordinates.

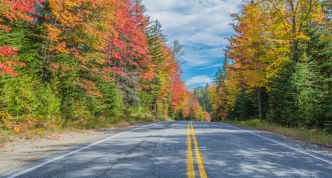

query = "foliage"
[
  {"left": 0, "top": 0, "right": 207, "bottom": 135},
  {"left": 0, "top": 74, "right": 60, "bottom": 121},
  {"left": 206, "top": 0, "right": 332, "bottom": 134},
  {"left": 193, "top": 84, "right": 212, "bottom": 113}
]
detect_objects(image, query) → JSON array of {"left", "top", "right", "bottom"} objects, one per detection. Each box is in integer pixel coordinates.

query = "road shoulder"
[
  {"left": 0, "top": 122, "right": 153, "bottom": 175},
  {"left": 224, "top": 123, "right": 332, "bottom": 160}
]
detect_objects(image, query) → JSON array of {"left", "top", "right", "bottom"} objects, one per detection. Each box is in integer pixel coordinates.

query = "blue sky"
[{"left": 142, "top": 0, "right": 243, "bottom": 88}]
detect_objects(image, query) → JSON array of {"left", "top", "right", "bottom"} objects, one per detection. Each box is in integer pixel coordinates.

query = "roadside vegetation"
[
  {"left": 222, "top": 119, "right": 332, "bottom": 147},
  {"left": 0, "top": 114, "right": 171, "bottom": 147},
  {"left": 0, "top": 0, "right": 210, "bottom": 147}
]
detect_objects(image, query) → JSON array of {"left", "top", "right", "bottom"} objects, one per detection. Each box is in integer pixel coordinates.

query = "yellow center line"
[
  {"left": 187, "top": 121, "right": 195, "bottom": 178},
  {"left": 191, "top": 121, "right": 208, "bottom": 178}
]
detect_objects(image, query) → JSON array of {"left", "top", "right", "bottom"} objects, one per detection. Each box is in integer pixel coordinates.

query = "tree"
[
  {"left": 291, "top": 56, "right": 320, "bottom": 126},
  {"left": 225, "top": 0, "right": 323, "bottom": 122},
  {"left": 0, "top": 0, "right": 42, "bottom": 76},
  {"left": 169, "top": 40, "right": 186, "bottom": 64}
]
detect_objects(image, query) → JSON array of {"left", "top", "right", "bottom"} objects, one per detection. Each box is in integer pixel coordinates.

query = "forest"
[
  {"left": 2, "top": 0, "right": 332, "bottom": 138},
  {"left": 0, "top": 0, "right": 211, "bottom": 136},
  {"left": 198, "top": 0, "right": 332, "bottom": 133}
]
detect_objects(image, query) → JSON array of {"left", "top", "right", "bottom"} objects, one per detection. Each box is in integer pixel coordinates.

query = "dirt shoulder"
[{"left": 0, "top": 122, "right": 153, "bottom": 175}]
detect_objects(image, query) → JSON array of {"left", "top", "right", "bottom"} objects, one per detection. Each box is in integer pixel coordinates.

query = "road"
[{"left": 2, "top": 121, "right": 332, "bottom": 178}]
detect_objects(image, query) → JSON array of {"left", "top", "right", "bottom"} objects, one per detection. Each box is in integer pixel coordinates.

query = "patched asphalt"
[{"left": 2, "top": 121, "right": 332, "bottom": 178}]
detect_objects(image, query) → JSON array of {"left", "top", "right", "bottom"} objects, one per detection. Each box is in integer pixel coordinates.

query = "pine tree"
[{"left": 291, "top": 56, "right": 320, "bottom": 126}]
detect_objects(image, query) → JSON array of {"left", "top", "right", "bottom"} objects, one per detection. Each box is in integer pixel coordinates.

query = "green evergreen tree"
[{"left": 291, "top": 56, "right": 321, "bottom": 127}]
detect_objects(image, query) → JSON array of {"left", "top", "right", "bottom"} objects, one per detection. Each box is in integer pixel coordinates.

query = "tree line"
[
  {"left": 0, "top": 0, "right": 210, "bottom": 132},
  {"left": 203, "top": 0, "right": 332, "bottom": 132}
]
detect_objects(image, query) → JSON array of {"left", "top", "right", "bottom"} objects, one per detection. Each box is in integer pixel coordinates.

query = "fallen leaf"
[
  {"left": 37, "top": 146, "right": 40, "bottom": 148},
  {"left": 242, "top": 158, "right": 244, "bottom": 159},
  {"left": 276, "top": 157, "right": 279, "bottom": 159}
]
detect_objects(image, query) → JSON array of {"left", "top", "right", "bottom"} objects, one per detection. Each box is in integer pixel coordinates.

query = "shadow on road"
[{"left": 3, "top": 121, "right": 332, "bottom": 178}]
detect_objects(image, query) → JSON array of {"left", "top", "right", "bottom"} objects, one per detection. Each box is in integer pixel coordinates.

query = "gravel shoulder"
[
  {"left": 0, "top": 122, "right": 152, "bottom": 174},
  {"left": 226, "top": 123, "right": 332, "bottom": 160}
]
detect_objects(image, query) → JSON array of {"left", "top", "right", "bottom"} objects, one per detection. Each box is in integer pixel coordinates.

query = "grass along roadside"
[
  {"left": 0, "top": 114, "right": 172, "bottom": 148},
  {"left": 222, "top": 119, "right": 332, "bottom": 147}
]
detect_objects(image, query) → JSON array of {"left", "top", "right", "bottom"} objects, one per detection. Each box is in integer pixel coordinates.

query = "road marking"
[
  {"left": 187, "top": 121, "right": 195, "bottom": 178},
  {"left": 225, "top": 124, "right": 332, "bottom": 165},
  {"left": 191, "top": 121, "right": 208, "bottom": 178},
  {"left": 6, "top": 123, "right": 155, "bottom": 178}
]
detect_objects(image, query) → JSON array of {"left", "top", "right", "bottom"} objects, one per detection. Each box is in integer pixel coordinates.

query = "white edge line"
[
  {"left": 224, "top": 123, "right": 332, "bottom": 165},
  {"left": 6, "top": 123, "right": 154, "bottom": 178}
]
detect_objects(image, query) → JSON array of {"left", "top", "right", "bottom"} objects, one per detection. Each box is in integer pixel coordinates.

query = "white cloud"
[
  {"left": 142, "top": 0, "right": 242, "bottom": 68},
  {"left": 143, "top": 0, "right": 241, "bottom": 44},
  {"left": 182, "top": 47, "right": 226, "bottom": 67},
  {"left": 197, "top": 63, "right": 224, "bottom": 70},
  {"left": 186, "top": 75, "right": 213, "bottom": 85}
]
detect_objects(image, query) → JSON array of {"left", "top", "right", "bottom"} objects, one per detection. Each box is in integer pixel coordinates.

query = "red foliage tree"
[
  {"left": 105, "top": 0, "right": 151, "bottom": 80},
  {"left": 0, "top": 0, "right": 42, "bottom": 76}
]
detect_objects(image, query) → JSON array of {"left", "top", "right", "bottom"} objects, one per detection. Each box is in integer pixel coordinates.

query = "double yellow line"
[{"left": 186, "top": 121, "right": 207, "bottom": 178}]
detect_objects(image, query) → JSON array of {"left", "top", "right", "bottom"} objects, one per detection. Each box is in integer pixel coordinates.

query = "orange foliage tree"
[
  {"left": 204, "top": 112, "right": 211, "bottom": 122},
  {"left": 0, "top": 0, "right": 209, "bottom": 126}
]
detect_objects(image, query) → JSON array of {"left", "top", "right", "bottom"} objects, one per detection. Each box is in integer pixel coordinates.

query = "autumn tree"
[
  {"left": 0, "top": 0, "right": 209, "bottom": 133},
  {"left": 0, "top": 0, "right": 42, "bottom": 76}
]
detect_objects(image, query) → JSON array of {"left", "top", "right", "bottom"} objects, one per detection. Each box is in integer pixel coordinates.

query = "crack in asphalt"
[
  {"left": 96, "top": 135, "right": 152, "bottom": 178},
  {"left": 97, "top": 121, "right": 175, "bottom": 178},
  {"left": 151, "top": 124, "right": 174, "bottom": 177}
]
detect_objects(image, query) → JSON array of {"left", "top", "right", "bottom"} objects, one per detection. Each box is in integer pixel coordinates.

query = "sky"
[{"left": 142, "top": 0, "right": 243, "bottom": 88}]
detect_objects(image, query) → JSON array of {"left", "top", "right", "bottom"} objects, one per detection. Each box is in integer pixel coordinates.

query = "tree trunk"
[
  {"left": 155, "top": 94, "right": 159, "bottom": 117},
  {"left": 290, "top": 1, "right": 298, "bottom": 64},
  {"left": 258, "top": 87, "right": 262, "bottom": 123}
]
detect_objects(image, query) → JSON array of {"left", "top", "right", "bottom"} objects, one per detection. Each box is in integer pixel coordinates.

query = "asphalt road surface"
[{"left": 2, "top": 121, "right": 332, "bottom": 178}]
